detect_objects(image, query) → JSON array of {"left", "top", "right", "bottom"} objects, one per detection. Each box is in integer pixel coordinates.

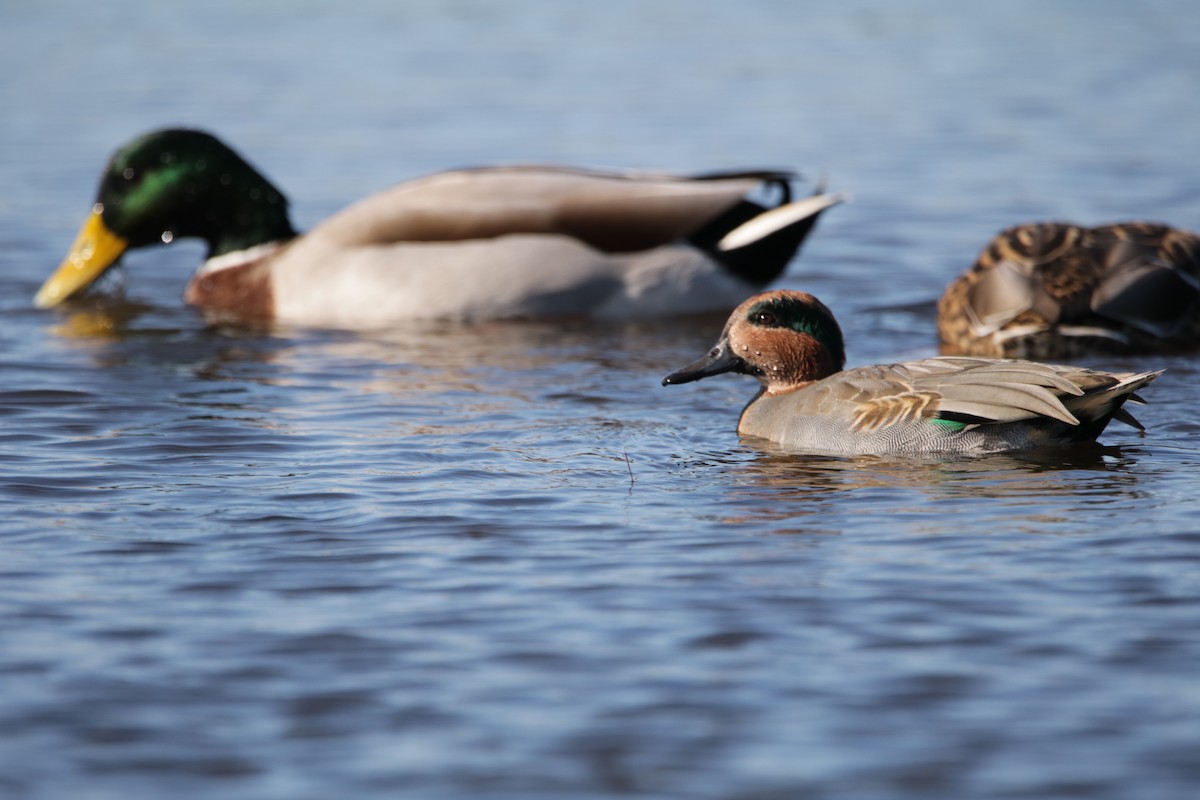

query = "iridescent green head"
[{"left": 36, "top": 129, "right": 296, "bottom": 308}]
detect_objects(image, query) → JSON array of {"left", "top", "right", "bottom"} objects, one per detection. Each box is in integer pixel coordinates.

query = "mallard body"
[{"left": 36, "top": 130, "right": 845, "bottom": 327}]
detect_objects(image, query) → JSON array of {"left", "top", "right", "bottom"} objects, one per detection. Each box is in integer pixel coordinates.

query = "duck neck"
[
  {"left": 756, "top": 335, "right": 843, "bottom": 395},
  {"left": 206, "top": 186, "right": 298, "bottom": 258},
  {"left": 762, "top": 378, "right": 820, "bottom": 397}
]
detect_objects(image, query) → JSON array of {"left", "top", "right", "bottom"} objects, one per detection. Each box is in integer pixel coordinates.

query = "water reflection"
[
  {"left": 46, "top": 293, "right": 725, "bottom": 372},
  {"left": 49, "top": 298, "right": 159, "bottom": 341},
  {"left": 717, "top": 440, "right": 1148, "bottom": 532}
]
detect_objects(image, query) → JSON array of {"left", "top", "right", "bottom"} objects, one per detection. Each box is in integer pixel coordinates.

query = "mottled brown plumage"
[{"left": 938, "top": 221, "right": 1200, "bottom": 358}]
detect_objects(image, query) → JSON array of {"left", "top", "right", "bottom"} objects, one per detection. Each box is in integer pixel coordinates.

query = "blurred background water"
[{"left": 2, "top": 1, "right": 1199, "bottom": 798}]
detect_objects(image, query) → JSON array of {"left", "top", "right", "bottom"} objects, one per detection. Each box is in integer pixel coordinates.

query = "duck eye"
[{"left": 752, "top": 311, "right": 776, "bottom": 326}]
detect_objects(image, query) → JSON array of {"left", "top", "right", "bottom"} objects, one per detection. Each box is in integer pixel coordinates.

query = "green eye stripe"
[
  {"left": 743, "top": 295, "right": 847, "bottom": 371},
  {"left": 747, "top": 298, "right": 833, "bottom": 338}
]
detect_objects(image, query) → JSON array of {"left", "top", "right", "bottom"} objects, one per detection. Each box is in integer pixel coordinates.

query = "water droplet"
[
  {"left": 161, "top": 231, "right": 174, "bottom": 244},
  {"left": 123, "top": 167, "right": 135, "bottom": 180}
]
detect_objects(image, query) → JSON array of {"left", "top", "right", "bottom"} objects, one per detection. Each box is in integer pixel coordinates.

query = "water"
[{"left": 2, "top": 2, "right": 1199, "bottom": 798}]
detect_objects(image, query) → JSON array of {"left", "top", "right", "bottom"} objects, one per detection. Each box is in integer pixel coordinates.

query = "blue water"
[{"left": 2, "top": 2, "right": 1199, "bottom": 798}]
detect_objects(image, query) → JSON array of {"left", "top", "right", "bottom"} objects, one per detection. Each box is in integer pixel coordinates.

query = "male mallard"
[
  {"left": 938, "top": 221, "right": 1200, "bottom": 358},
  {"left": 664, "top": 290, "right": 1162, "bottom": 455},
  {"left": 34, "top": 129, "right": 845, "bottom": 327}
]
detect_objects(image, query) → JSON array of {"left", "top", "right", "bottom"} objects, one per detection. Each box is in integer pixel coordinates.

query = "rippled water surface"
[{"left": 3, "top": 2, "right": 1200, "bottom": 798}]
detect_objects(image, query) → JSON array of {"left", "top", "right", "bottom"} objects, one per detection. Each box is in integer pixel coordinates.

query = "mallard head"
[{"left": 35, "top": 128, "right": 296, "bottom": 308}]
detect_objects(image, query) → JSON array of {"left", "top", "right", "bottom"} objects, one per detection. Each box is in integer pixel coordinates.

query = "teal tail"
[{"left": 1065, "top": 369, "right": 1164, "bottom": 439}]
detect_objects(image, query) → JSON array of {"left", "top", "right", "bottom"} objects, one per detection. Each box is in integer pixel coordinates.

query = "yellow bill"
[{"left": 34, "top": 206, "right": 129, "bottom": 308}]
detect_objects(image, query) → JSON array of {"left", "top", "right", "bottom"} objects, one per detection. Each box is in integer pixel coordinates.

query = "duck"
[
  {"left": 938, "top": 221, "right": 1200, "bottom": 359},
  {"left": 33, "top": 128, "right": 846, "bottom": 327},
  {"left": 663, "top": 290, "right": 1162, "bottom": 455}
]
